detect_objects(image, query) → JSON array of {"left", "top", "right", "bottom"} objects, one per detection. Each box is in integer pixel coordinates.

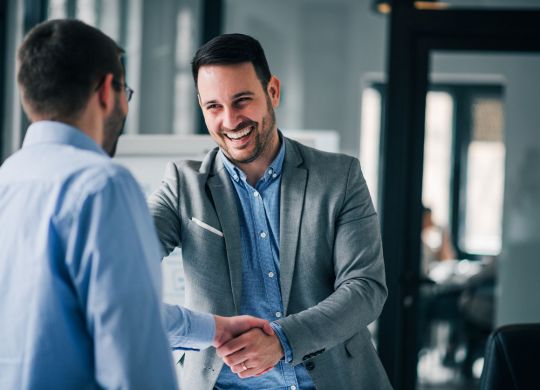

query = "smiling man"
[{"left": 149, "top": 33, "right": 392, "bottom": 389}]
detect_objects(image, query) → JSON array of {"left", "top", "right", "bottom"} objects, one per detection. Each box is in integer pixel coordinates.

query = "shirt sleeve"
[
  {"left": 270, "top": 321, "right": 293, "bottom": 363},
  {"left": 59, "top": 168, "right": 179, "bottom": 389},
  {"left": 163, "top": 303, "right": 215, "bottom": 350}
]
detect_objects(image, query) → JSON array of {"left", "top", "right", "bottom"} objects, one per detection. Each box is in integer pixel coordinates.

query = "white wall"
[{"left": 224, "top": 0, "right": 387, "bottom": 157}]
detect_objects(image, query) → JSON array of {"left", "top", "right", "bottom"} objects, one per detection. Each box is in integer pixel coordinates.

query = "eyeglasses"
[
  {"left": 112, "top": 79, "right": 134, "bottom": 102},
  {"left": 95, "top": 77, "right": 134, "bottom": 102}
]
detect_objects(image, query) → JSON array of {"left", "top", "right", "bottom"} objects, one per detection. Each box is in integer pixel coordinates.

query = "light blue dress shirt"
[
  {"left": 0, "top": 121, "right": 214, "bottom": 389},
  {"left": 215, "top": 135, "right": 315, "bottom": 390}
]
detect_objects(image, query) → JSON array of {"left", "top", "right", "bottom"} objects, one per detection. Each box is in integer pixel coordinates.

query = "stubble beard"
[
  {"left": 103, "top": 95, "right": 126, "bottom": 157},
  {"left": 222, "top": 96, "right": 277, "bottom": 165}
]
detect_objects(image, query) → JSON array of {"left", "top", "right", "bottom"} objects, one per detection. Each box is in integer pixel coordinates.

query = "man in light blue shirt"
[{"left": 0, "top": 19, "right": 271, "bottom": 389}]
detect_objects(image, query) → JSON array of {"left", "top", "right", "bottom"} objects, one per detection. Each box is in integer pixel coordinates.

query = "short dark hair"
[
  {"left": 17, "top": 19, "right": 124, "bottom": 120},
  {"left": 191, "top": 33, "right": 271, "bottom": 90}
]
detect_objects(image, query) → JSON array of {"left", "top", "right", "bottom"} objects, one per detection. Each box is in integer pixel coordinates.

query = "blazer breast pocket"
[{"left": 185, "top": 217, "right": 225, "bottom": 249}]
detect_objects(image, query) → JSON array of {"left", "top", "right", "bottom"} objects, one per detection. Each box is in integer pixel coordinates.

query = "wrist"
[
  {"left": 270, "top": 322, "right": 292, "bottom": 362},
  {"left": 212, "top": 315, "right": 224, "bottom": 347}
]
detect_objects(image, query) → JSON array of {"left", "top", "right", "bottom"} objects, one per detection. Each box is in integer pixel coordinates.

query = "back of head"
[
  {"left": 191, "top": 33, "right": 271, "bottom": 90},
  {"left": 17, "top": 19, "right": 124, "bottom": 121}
]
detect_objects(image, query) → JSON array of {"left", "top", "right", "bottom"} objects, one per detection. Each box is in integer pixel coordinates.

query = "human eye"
[
  {"left": 205, "top": 103, "right": 221, "bottom": 112},
  {"left": 234, "top": 97, "right": 252, "bottom": 107}
]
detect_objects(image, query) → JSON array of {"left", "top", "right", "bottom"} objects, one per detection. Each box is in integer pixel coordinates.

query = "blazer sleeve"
[
  {"left": 148, "top": 161, "right": 183, "bottom": 257},
  {"left": 275, "top": 158, "right": 388, "bottom": 365}
]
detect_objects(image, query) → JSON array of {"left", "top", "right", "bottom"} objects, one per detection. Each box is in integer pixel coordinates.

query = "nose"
[{"left": 222, "top": 106, "right": 240, "bottom": 131}]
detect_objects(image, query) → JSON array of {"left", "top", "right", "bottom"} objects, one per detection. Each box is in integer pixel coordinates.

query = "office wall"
[
  {"left": 224, "top": 0, "right": 388, "bottom": 157},
  {"left": 432, "top": 53, "right": 540, "bottom": 326}
]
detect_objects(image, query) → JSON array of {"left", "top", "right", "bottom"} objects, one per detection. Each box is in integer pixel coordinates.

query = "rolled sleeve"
[{"left": 270, "top": 322, "right": 293, "bottom": 363}]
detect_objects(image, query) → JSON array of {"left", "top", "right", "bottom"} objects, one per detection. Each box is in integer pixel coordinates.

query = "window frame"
[
  {"left": 449, "top": 84, "right": 504, "bottom": 259},
  {"left": 369, "top": 82, "right": 504, "bottom": 260}
]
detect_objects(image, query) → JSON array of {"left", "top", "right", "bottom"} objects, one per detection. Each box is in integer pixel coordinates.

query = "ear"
[
  {"left": 267, "top": 75, "right": 281, "bottom": 108},
  {"left": 96, "top": 73, "right": 116, "bottom": 114},
  {"left": 197, "top": 93, "right": 203, "bottom": 108}
]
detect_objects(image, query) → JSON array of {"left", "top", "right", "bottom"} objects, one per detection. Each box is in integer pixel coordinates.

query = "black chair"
[{"left": 480, "top": 323, "right": 540, "bottom": 390}]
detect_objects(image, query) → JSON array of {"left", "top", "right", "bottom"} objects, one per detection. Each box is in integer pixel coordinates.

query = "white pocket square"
[{"left": 190, "top": 217, "right": 224, "bottom": 237}]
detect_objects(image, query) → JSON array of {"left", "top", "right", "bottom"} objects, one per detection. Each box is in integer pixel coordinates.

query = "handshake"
[{"left": 212, "top": 315, "right": 284, "bottom": 378}]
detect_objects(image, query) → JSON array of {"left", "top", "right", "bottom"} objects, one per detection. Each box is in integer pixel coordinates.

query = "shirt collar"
[
  {"left": 22, "top": 120, "right": 108, "bottom": 157},
  {"left": 219, "top": 131, "right": 286, "bottom": 185}
]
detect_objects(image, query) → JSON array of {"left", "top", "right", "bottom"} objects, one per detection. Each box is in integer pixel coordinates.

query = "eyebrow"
[{"left": 201, "top": 91, "right": 255, "bottom": 107}]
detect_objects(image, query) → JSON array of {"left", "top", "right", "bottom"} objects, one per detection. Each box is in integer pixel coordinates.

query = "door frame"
[{"left": 377, "top": 3, "right": 540, "bottom": 389}]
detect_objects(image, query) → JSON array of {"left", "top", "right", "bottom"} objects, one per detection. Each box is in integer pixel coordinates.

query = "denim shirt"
[{"left": 215, "top": 137, "right": 315, "bottom": 390}]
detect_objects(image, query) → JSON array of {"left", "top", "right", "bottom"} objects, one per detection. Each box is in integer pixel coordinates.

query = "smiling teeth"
[{"left": 226, "top": 127, "right": 252, "bottom": 140}]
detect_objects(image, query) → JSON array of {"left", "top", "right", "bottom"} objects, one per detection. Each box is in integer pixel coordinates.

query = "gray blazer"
[{"left": 149, "top": 137, "right": 392, "bottom": 389}]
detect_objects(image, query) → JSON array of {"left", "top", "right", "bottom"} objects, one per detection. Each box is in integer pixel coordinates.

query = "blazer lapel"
[
  {"left": 206, "top": 154, "right": 243, "bottom": 314},
  {"left": 280, "top": 139, "right": 307, "bottom": 314}
]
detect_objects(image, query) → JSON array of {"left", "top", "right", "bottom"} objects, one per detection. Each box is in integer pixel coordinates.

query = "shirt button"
[
  {"left": 276, "top": 311, "right": 282, "bottom": 318},
  {"left": 291, "top": 386, "right": 297, "bottom": 390},
  {"left": 268, "top": 272, "right": 274, "bottom": 278},
  {"left": 233, "top": 175, "right": 239, "bottom": 181},
  {"left": 260, "top": 232, "right": 267, "bottom": 239},
  {"left": 253, "top": 191, "right": 259, "bottom": 197},
  {"left": 268, "top": 168, "right": 274, "bottom": 175},
  {"left": 272, "top": 173, "right": 277, "bottom": 178}
]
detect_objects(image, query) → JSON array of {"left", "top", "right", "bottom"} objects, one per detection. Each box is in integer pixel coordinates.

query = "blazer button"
[{"left": 304, "top": 361, "right": 315, "bottom": 371}]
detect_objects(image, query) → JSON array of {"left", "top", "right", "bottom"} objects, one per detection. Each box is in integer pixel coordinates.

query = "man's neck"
[{"left": 239, "top": 161, "right": 269, "bottom": 187}]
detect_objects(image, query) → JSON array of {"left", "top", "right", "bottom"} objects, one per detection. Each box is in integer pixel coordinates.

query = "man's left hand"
[{"left": 216, "top": 328, "right": 284, "bottom": 378}]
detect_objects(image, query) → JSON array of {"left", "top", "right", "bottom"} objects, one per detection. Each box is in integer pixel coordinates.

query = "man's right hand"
[{"left": 213, "top": 315, "right": 274, "bottom": 348}]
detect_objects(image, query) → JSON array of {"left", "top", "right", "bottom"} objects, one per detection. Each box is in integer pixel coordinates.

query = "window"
[
  {"left": 459, "top": 92, "right": 505, "bottom": 255},
  {"left": 47, "top": 0, "right": 202, "bottom": 136},
  {"left": 360, "top": 86, "right": 382, "bottom": 210},
  {"left": 360, "top": 82, "right": 505, "bottom": 258}
]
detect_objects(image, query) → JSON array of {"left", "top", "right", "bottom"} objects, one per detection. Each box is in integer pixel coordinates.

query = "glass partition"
[{"left": 414, "top": 51, "right": 540, "bottom": 389}]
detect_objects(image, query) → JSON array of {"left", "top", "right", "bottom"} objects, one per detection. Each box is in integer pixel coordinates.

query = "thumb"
[
  {"left": 261, "top": 320, "right": 275, "bottom": 336},
  {"left": 245, "top": 316, "right": 274, "bottom": 336}
]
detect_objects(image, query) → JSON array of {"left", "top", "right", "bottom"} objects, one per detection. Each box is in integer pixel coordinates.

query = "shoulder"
[
  {"left": 77, "top": 157, "right": 137, "bottom": 193},
  {"left": 59, "top": 157, "right": 141, "bottom": 217},
  {"left": 166, "top": 159, "right": 204, "bottom": 175},
  {"left": 285, "top": 137, "right": 359, "bottom": 176},
  {"left": 159, "top": 147, "right": 220, "bottom": 184}
]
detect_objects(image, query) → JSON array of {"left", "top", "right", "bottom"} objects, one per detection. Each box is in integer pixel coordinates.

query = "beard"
[
  {"left": 221, "top": 94, "right": 277, "bottom": 165},
  {"left": 103, "top": 95, "right": 126, "bottom": 157}
]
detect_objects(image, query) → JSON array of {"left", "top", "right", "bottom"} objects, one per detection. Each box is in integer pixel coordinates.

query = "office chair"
[{"left": 480, "top": 323, "right": 540, "bottom": 390}]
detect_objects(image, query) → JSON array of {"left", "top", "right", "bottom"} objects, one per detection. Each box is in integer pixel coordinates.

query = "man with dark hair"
[
  {"left": 150, "top": 33, "right": 392, "bottom": 389},
  {"left": 0, "top": 21, "right": 270, "bottom": 389}
]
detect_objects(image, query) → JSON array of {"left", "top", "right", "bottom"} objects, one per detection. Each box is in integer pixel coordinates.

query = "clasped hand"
[{"left": 216, "top": 326, "right": 284, "bottom": 378}]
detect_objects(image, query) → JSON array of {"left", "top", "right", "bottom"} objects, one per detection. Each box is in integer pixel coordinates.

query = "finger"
[
  {"left": 217, "top": 333, "right": 249, "bottom": 357},
  {"left": 230, "top": 362, "right": 246, "bottom": 374},
  {"left": 237, "top": 367, "right": 262, "bottom": 379},
  {"left": 255, "top": 366, "right": 274, "bottom": 376},
  {"left": 223, "top": 350, "right": 251, "bottom": 367},
  {"left": 261, "top": 321, "right": 274, "bottom": 336}
]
